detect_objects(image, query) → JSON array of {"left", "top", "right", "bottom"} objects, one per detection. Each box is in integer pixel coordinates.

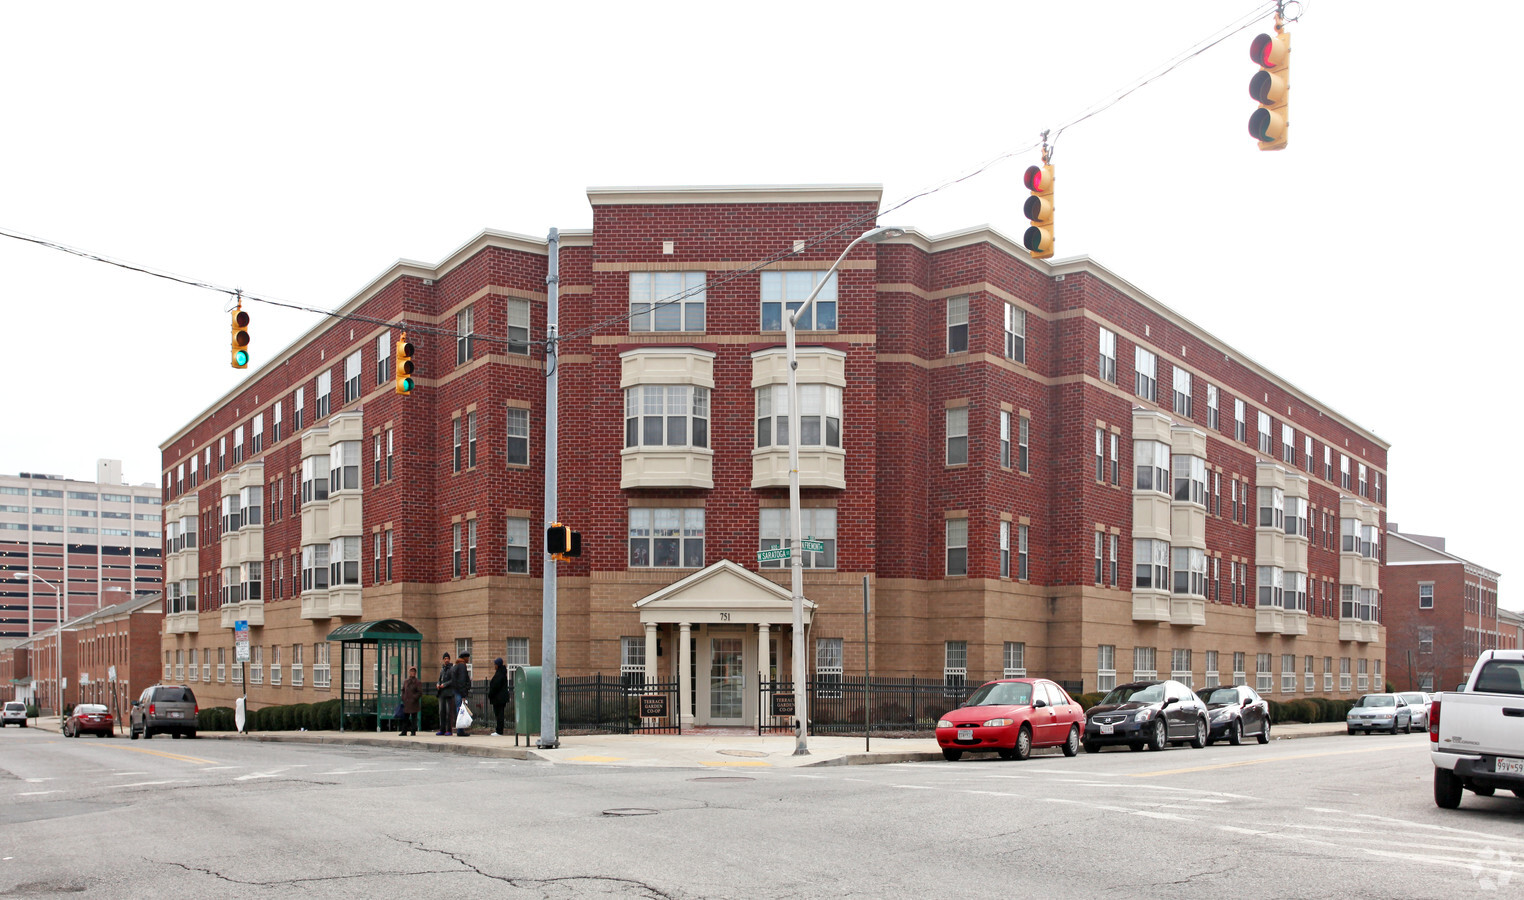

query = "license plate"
[
  {"left": 957, "top": 728, "right": 973, "bottom": 741},
  {"left": 169, "top": 712, "right": 183, "bottom": 718},
  {"left": 1100, "top": 724, "right": 1114, "bottom": 734},
  {"left": 1497, "top": 757, "right": 1524, "bottom": 775}
]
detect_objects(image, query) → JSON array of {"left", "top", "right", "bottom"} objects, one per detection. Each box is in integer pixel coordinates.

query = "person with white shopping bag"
[{"left": 451, "top": 651, "right": 474, "bottom": 736}]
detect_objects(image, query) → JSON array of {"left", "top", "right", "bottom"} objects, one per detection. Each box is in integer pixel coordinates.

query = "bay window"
[
  {"left": 627, "top": 385, "right": 710, "bottom": 448},
  {"left": 755, "top": 384, "right": 839, "bottom": 449}
]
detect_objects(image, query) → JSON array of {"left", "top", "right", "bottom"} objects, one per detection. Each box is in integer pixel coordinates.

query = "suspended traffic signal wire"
[{"left": 0, "top": 1, "right": 1287, "bottom": 361}]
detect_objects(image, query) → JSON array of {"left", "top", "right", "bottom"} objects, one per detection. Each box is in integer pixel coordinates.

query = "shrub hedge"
[{"left": 196, "top": 696, "right": 444, "bottom": 732}]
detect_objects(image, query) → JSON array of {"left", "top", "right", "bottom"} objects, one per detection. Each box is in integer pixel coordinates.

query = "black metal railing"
[{"left": 759, "top": 676, "right": 996, "bottom": 735}]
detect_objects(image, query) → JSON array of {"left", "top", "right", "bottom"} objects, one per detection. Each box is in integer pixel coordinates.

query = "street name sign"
[{"left": 757, "top": 546, "right": 791, "bottom": 562}]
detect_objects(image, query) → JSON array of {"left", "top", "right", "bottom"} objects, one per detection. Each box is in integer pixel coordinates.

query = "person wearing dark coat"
[
  {"left": 487, "top": 658, "right": 510, "bottom": 736},
  {"left": 435, "top": 652, "right": 455, "bottom": 736},
  {"left": 451, "top": 652, "right": 473, "bottom": 736},
  {"left": 399, "top": 667, "right": 423, "bottom": 736}
]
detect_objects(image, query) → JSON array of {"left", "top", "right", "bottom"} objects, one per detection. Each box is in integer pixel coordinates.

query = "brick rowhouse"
[
  {"left": 1383, "top": 526, "right": 1502, "bottom": 694},
  {"left": 158, "top": 185, "right": 1389, "bottom": 725}
]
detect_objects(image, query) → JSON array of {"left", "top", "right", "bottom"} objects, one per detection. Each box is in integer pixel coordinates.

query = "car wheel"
[
  {"left": 96, "top": 732, "right": 106, "bottom": 738},
  {"left": 143, "top": 726, "right": 153, "bottom": 740},
  {"left": 1147, "top": 719, "right": 1167, "bottom": 752},
  {"left": 1082, "top": 740, "right": 1100, "bottom": 754},
  {"left": 1062, "top": 725, "right": 1080, "bottom": 758},
  {"left": 941, "top": 748, "right": 962, "bottom": 762},
  {"left": 1190, "top": 718, "right": 1207, "bottom": 749},
  {"left": 1257, "top": 720, "right": 1270, "bottom": 745},
  {"left": 130, "top": 724, "right": 139, "bottom": 740},
  {"left": 1473, "top": 786, "right": 1496, "bottom": 797},
  {"left": 172, "top": 732, "right": 181, "bottom": 739},
  {"left": 1228, "top": 719, "right": 1243, "bottom": 746},
  {"left": 1512, "top": 789, "right": 1524, "bottom": 799},
  {"left": 188, "top": 730, "right": 197, "bottom": 739},
  {"left": 1390, "top": 721, "right": 1401, "bottom": 736},
  {"left": 1013, "top": 725, "right": 1033, "bottom": 761},
  {"left": 1434, "top": 767, "right": 1463, "bottom": 809}
]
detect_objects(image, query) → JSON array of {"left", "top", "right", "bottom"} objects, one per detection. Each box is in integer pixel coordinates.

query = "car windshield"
[
  {"left": 74, "top": 704, "right": 108, "bottom": 715},
  {"left": 1199, "top": 688, "right": 1240, "bottom": 705},
  {"left": 1101, "top": 683, "right": 1164, "bottom": 705},
  {"left": 4, "top": 703, "right": 23, "bottom": 711},
  {"left": 1357, "top": 695, "right": 1393, "bottom": 707},
  {"left": 1400, "top": 693, "right": 1426, "bottom": 705},
  {"left": 963, "top": 682, "right": 1033, "bottom": 707},
  {"left": 155, "top": 688, "right": 195, "bottom": 703}
]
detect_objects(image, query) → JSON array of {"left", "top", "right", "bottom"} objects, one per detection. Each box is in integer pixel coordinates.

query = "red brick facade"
[
  {"left": 158, "top": 185, "right": 1388, "bottom": 719},
  {"left": 1383, "top": 529, "right": 1502, "bottom": 692}
]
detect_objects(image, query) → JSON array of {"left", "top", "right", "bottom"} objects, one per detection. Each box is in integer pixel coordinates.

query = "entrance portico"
[{"left": 635, "top": 560, "right": 815, "bottom": 727}]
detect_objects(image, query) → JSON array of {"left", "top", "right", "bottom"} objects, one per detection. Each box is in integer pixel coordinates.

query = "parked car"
[
  {"left": 1346, "top": 693, "right": 1413, "bottom": 734},
  {"left": 1082, "top": 680, "right": 1208, "bottom": 753},
  {"left": 1431, "top": 650, "right": 1524, "bottom": 809},
  {"left": 64, "top": 703, "right": 114, "bottom": 738},
  {"left": 130, "top": 685, "right": 199, "bottom": 739},
  {"left": 936, "top": 678, "right": 1085, "bottom": 761},
  {"left": 1196, "top": 684, "right": 1271, "bottom": 746},
  {"left": 1399, "top": 691, "right": 1432, "bottom": 730},
  {"left": 1, "top": 700, "right": 26, "bottom": 727}
]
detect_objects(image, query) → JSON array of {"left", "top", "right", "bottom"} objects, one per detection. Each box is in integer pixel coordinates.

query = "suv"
[
  {"left": 1083, "top": 679, "right": 1209, "bottom": 752},
  {"left": 130, "top": 685, "right": 199, "bottom": 739},
  {"left": 1, "top": 700, "right": 26, "bottom": 727}
]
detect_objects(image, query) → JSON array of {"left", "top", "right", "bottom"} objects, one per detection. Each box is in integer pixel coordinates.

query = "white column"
[
  {"left": 678, "top": 622, "right": 693, "bottom": 722},
  {"left": 757, "top": 623, "right": 770, "bottom": 689},
  {"left": 644, "top": 622, "right": 658, "bottom": 684}
]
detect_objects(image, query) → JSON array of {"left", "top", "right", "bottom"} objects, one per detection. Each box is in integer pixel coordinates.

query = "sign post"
[{"left": 234, "top": 621, "right": 250, "bottom": 733}]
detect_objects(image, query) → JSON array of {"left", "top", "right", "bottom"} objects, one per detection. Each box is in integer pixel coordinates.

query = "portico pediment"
[{"left": 634, "top": 559, "right": 815, "bottom": 625}]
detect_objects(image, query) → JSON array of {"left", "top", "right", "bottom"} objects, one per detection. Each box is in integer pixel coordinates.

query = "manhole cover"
[
  {"left": 690, "top": 776, "right": 755, "bottom": 783},
  {"left": 717, "top": 749, "right": 769, "bottom": 758},
  {"left": 602, "top": 808, "right": 658, "bottom": 817}
]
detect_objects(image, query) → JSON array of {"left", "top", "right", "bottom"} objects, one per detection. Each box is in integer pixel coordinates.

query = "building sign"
[
  {"left": 639, "top": 694, "right": 668, "bottom": 718},
  {"left": 234, "top": 620, "right": 250, "bottom": 663},
  {"left": 772, "top": 692, "right": 795, "bottom": 717}
]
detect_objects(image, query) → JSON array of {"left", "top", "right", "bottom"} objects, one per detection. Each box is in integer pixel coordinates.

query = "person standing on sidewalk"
[
  {"left": 399, "top": 666, "right": 422, "bottom": 736},
  {"left": 487, "top": 657, "right": 510, "bottom": 736},
  {"left": 451, "top": 651, "right": 473, "bottom": 736},
  {"left": 435, "top": 652, "right": 455, "bottom": 736}
]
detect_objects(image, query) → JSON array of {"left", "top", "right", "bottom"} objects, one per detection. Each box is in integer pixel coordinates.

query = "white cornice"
[{"left": 587, "top": 184, "right": 883, "bottom": 206}]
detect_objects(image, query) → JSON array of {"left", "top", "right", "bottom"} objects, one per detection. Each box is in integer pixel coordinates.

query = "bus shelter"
[{"left": 326, "top": 619, "right": 423, "bottom": 732}]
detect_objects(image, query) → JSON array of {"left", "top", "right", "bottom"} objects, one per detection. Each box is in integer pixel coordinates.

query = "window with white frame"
[
  {"left": 506, "top": 408, "right": 529, "bottom": 466},
  {"left": 1098, "top": 327, "right": 1116, "bottom": 383},
  {"left": 467, "top": 519, "right": 478, "bottom": 575},
  {"left": 376, "top": 331, "right": 391, "bottom": 385},
  {"left": 1340, "top": 455, "right": 1351, "bottom": 489},
  {"left": 1172, "top": 548, "right": 1206, "bottom": 596},
  {"left": 330, "top": 536, "right": 360, "bottom": 586},
  {"left": 232, "top": 426, "right": 244, "bottom": 464},
  {"left": 1233, "top": 652, "right": 1246, "bottom": 686},
  {"left": 1173, "top": 454, "right": 1206, "bottom": 505},
  {"left": 1093, "top": 531, "right": 1104, "bottom": 584},
  {"left": 271, "top": 644, "right": 282, "bottom": 686},
  {"left": 1094, "top": 428, "right": 1104, "bottom": 481},
  {"left": 217, "top": 647, "right": 226, "bottom": 682},
  {"left": 1204, "top": 651, "right": 1219, "bottom": 688},
  {"left": 506, "top": 517, "right": 530, "bottom": 574},
  {"left": 301, "top": 543, "right": 330, "bottom": 592},
  {"left": 1018, "top": 523, "right": 1029, "bottom": 580},
  {"left": 944, "top": 641, "right": 968, "bottom": 695},
  {"left": 273, "top": 402, "right": 283, "bottom": 443},
  {"left": 1304, "top": 655, "right": 1315, "bottom": 692},
  {"left": 1258, "top": 485, "right": 1284, "bottom": 530},
  {"left": 1257, "top": 410, "right": 1272, "bottom": 454},
  {"left": 754, "top": 383, "right": 838, "bottom": 450},
  {"left": 1286, "top": 572, "right": 1307, "bottom": 612},
  {"left": 507, "top": 298, "right": 529, "bottom": 355},
  {"left": 329, "top": 440, "right": 360, "bottom": 493},
  {"left": 345, "top": 350, "right": 362, "bottom": 404},
  {"left": 386, "top": 530, "right": 393, "bottom": 582},
  {"left": 1018, "top": 415, "right": 1029, "bottom": 473},
  {"left": 1281, "top": 654, "right": 1295, "bottom": 693},
  {"left": 1303, "top": 435, "right": 1313, "bottom": 472},
  {"left": 1207, "top": 384, "right": 1219, "bottom": 430},
  {"left": 1133, "top": 646, "right": 1157, "bottom": 682},
  {"left": 946, "top": 518, "right": 968, "bottom": 576},
  {"left": 231, "top": 649, "right": 243, "bottom": 683},
  {"left": 626, "top": 384, "right": 712, "bottom": 449},
  {"left": 1418, "top": 627, "right": 1433, "bottom": 655},
  {"left": 1234, "top": 398, "right": 1246, "bottom": 442},
  {"left": 1000, "top": 411, "right": 1011, "bottom": 469},
  {"left": 505, "top": 637, "right": 529, "bottom": 669},
  {"left": 1134, "top": 347, "right": 1156, "bottom": 401},
  {"left": 456, "top": 305, "right": 475, "bottom": 365},
  {"left": 1171, "top": 648, "right": 1192, "bottom": 687},
  {"left": 630, "top": 272, "right": 705, "bottom": 332},
  {"left": 467, "top": 412, "right": 478, "bottom": 468},
  {"left": 759, "top": 507, "right": 836, "bottom": 569},
  {"left": 251, "top": 645, "right": 264, "bottom": 685},
  {"left": 343, "top": 645, "right": 361, "bottom": 690},
  {"left": 188, "top": 648, "right": 198, "bottom": 682},
  {"left": 1284, "top": 496, "right": 1307, "bottom": 538},
  {"left": 1357, "top": 658, "right": 1369, "bottom": 691},
  {"left": 620, "top": 636, "right": 646, "bottom": 687},
  {"left": 1135, "top": 538, "right": 1169, "bottom": 590},
  {"left": 292, "top": 643, "right": 304, "bottom": 686},
  {"left": 1419, "top": 583, "right": 1433, "bottom": 609},
  {"left": 1001, "top": 521, "right": 1012, "bottom": 578},
  {"left": 1339, "top": 657, "right": 1351, "bottom": 691},
  {"left": 1109, "top": 533, "right": 1118, "bottom": 587},
  {"left": 316, "top": 371, "right": 332, "bottom": 419},
  {"left": 1358, "top": 463, "right": 1367, "bottom": 497},
  {"left": 1004, "top": 641, "right": 1026, "bottom": 678},
  {"left": 1173, "top": 367, "right": 1192, "bottom": 418},
  {"left": 1257, "top": 566, "right": 1284, "bottom": 608},
  {"left": 175, "top": 649, "right": 184, "bottom": 682},
  {"left": 452, "top": 523, "right": 462, "bottom": 577},
  {"left": 628, "top": 508, "right": 704, "bottom": 568},
  {"left": 945, "top": 406, "right": 968, "bottom": 465},
  {"left": 1005, "top": 303, "right": 1026, "bottom": 363},
  {"left": 1135, "top": 440, "right": 1170, "bottom": 493},
  {"left": 1256, "top": 653, "right": 1273, "bottom": 692},
  {"left": 761, "top": 271, "right": 836, "bottom": 332},
  {"left": 242, "top": 561, "right": 262, "bottom": 602},
  {"left": 1281, "top": 423, "right": 1294, "bottom": 464},
  {"left": 453, "top": 418, "right": 463, "bottom": 473},
  {"left": 1109, "top": 433, "right": 1119, "bottom": 484},
  {"left": 314, "top": 642, "right": 331, "bottom": 689},
  {"left": 817, "top": 638, "right": 843, "bottom": 697},
  {"left": 946, "top": 294, "right": 968, "bottom": 353},
  {"left": 240, "top": 484, "right": 262, "bottom": 527},
  {"left": 1097, "top": 645, "right": 1116, "bottom": 691},
  {"left": 252, "top": 413, "right": 264, "bottom": 454}
]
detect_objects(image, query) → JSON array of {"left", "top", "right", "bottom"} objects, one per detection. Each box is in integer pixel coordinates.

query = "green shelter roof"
[{"left": 325, "top": 619, "right": 422, "bottom": 642}]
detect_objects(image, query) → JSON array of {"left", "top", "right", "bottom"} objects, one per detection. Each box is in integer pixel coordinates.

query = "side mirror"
[
  {"left": 1162, "top": 696, "right": 1179, "bottom": 707},
  {"left": 1034, "top": 699, "right": 1047, "bottom": 709},
  {"left": 1241, "top": 698, "right": 1251, "bottom": 707}
]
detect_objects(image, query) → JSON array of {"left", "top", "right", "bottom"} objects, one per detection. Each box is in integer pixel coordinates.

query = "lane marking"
[
  {"left": 892, "top": 784, "right": 937, "bottom": 790},
  {"left": 109, "top": 771, "right": 149, "bottom": 777},
  {"left": 1351, "top": 812, "right": 1517, "bottom": 842},
  {"left": 700, "top": 760, "right": 770, "bottom": 767},
  {"left": 200, "top": 766, "right": 242, "bottom": 771},
  {"left": 1128, "top": 744, "right": 1402, "bottom": 777},
  {"left": 118, "top": 781, "right": 181, "bottom": 788},
  {"left": 99, "top": 745, "right": 220, "bottom": 765},
  {"left": 18, "top": 791, "right": 60, "bottom": 796}
]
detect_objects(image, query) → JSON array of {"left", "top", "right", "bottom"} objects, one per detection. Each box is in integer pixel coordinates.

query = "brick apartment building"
[
  {"left": 1384, "top": 526, "right": 1503, "bottom": 692},
  {"left": 0, "top": 642, "right": 30, "bottom": 705},
  {"left": 158, "top": 184, "right": 1388, "bottom": 725},
  {"left": 1, "top": 460, "right": 164, "bottom": 638},
  {"left": 0, "top": 590, "right": 161, "bottom": 714}
]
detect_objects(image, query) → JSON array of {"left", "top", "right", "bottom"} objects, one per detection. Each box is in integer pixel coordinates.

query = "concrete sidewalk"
[{"left": 30, "top": 718, "right": 1351, "bottom": 768}]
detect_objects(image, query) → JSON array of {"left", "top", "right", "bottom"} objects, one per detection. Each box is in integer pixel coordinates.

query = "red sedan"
[
  {"left": 64, "top": 703, "right": 115, "bottom": 738},
  {"left": 936, "top": 678, "right": 1085, "bottom": 761}
]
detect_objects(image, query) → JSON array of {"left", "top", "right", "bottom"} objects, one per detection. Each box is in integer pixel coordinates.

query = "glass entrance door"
[{"left": 708, "top": 637, "right": 745, "bottom": 723}]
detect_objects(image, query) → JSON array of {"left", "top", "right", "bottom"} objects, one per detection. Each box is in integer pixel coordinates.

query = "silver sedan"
[
  {"left": 1346, "top": 693, "right": 1414, "bottom": 734},
  {"left": 1398, "top": 691, "right": 1431, "bottom": 730}
]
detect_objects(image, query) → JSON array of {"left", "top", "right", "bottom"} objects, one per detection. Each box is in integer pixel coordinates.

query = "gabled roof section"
[
  {"left": 635, "top": 560, "right": 815, "bottom": 624},
  {"left": 1386, "top": 531, "right": 1501, "bottom": 580}
]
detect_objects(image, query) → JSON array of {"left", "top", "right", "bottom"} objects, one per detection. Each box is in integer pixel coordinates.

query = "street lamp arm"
[{"left": 787, "top": 232, "right": 870, "bottom": 333}]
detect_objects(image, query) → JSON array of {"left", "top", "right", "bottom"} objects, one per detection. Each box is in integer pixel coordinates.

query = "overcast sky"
[{"left": 2, "top": 2, "right": 1517, "bottom": 604}]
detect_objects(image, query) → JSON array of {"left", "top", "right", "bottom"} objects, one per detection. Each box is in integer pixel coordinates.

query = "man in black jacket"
[
  {"left": 434, "top": 652, "right": 455, "bottom": 736},
  {"left": 487, "top": 658, "right": 510, "bottom": 736},
  {"left": 451, "top": 652, "right": 473, "bottom": 736}
]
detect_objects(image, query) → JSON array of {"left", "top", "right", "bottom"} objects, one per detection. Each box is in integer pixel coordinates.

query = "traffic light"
[
  {"left": 230, "top": 306, "right": 251, "bottom": 369},
  {"left": 1248, "top": 27, "right": 1290, "bottom": 151},
  {"left": 394, "top": 333, "right": 415, "bottom": 395},
  {"left": 546, "top": 523, "right": 582, "bottom": 561},
  {"left": 1022, "top": 164, "right": 1055, "bottom": 259}
]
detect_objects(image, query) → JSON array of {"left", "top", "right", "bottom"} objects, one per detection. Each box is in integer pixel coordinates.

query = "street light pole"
[
  {"left": 784, "top": 225, "right": 903, "bottom": 756},
  {"left": 13, "top": 571, "right": 62, "bottom": 720}
]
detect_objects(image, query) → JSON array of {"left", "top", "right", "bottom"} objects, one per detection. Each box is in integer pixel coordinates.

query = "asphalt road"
[{"left": 2, "top": 726, "right": 1520, "bottom": 899}]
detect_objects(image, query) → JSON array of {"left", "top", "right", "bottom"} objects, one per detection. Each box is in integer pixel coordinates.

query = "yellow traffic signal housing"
[
  {"left": 1248, "top": 28, "right": 1290, "bottom": 151},
  {"left": 230, "top": 307, "right": 251, "bottom": 369},
  {"left": 1022, "top": 164, "right": 1055, "bottom": 260},
  {"left": 395, "top": 334, "right": 415, "bottom": 395}
]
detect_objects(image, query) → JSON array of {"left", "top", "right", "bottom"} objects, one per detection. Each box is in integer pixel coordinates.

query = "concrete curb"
[{"left": 200, "top": 730, "right": 548, "bottom": 761}]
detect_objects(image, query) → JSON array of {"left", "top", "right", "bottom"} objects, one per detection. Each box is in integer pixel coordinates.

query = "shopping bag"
[
  {"left": 393, "top": 701, "right": 405, "bottom": 719},
  {"left": 456, "top": 702, "right": 474, "bottom": 730}
]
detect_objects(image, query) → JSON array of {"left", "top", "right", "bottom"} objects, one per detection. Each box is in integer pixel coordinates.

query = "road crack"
[
  {"left": 390, "top": 836, "right": 680, "bottom": 898},
  {"left": 158, "top": 860, "right": 456, "bottom": 886}
]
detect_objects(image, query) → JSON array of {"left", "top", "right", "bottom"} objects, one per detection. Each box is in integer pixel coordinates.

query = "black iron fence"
[
  {"left": 760, "top": 676, "right": 1003, "bottom": 735},
  {"left": 453, "top": 674, "right": 681, "bottom": 735}
]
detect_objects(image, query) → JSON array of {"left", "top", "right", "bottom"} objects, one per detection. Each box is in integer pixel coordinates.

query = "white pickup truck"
[{"left": 1430, "top": 649, "right": 1524, "bottom": 808}]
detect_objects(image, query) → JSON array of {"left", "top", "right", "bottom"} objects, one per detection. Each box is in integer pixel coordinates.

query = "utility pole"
[{"left": 539, "top": 227, "right": 560, "bottom": 750}]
